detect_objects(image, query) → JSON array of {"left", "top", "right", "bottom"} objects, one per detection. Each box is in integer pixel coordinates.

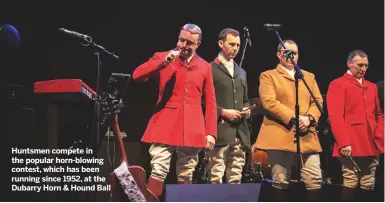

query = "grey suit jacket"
[{"left": 210, "top": 57, "right": 251, "bottom": 148}]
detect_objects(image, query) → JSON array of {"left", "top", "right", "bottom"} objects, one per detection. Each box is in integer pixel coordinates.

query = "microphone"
[
  {"left": 283, "top": 50, "right": 293, "bottom": 62},
  {"left": 58, "top": 28, "right": 91, "bottom": 40},
  {"left": 244, "top": 26, "right": 252, "bottom": 46},
  {"left": 283, "top": 50, "right": 293, "bottom": 58},
  {"left": 166, "top": 48, "right": 180, "bottom": 62},
  {"left": 166, "top": 55, "right": 174, "bottom": 62},
  {"left": 263, "top": 24, "right": 282, "bottom": 31}
]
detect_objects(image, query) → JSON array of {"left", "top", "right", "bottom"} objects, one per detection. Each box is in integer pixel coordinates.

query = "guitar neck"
[{"left": 112, "top": 115, "right": 128, "bottom": 163}]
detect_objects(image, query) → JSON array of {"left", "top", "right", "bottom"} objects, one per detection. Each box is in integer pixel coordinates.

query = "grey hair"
[
  {"left": 181, "top": 23, "right": 202, "bottom": 41},
  {"left": 347, "top": 50, "right": 368, "bottom": 63},
  {"left": 277, "top": 40, "right": 297, "bottom": 52}
]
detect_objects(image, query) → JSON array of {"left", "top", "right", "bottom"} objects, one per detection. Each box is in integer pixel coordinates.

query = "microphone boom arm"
[{"left": 90, "top": 42, "right": 119, "bottom": 60}]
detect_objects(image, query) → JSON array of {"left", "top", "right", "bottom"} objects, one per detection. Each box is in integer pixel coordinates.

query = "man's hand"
[
  {"left": 221, "top": 109, "right": 242, "bottom": 121},
  {"left": 205, "top": 135, "right": 215, "bottom": 150},
  {"left": 242, "top": 107, "right": 251, "bottom": 119},
  {"left": 340, "top": 145, "right": 352, "bottom": 157},
  {"left": 299, "top": 115, "right": 310, "bottom": 132},
  {"left": 164, "top": 49, "right": 180, "bottom": 64},
  {"left": 251, "top": 143, "right": 257, "bottom": 152}
]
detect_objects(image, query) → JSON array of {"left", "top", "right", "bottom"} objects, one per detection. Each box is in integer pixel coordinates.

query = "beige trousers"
[
  {"left": 267, "top": 150, "right": 323, "bottom": 190},
  {"left": 207, "top": 138, "right": 246, "bottom": 184},
  {"left": 339, "top": 156, "right": 379, "bottom": 190},
  {"left": 149, "top": 143, "right": 201, "bottom": 182}
]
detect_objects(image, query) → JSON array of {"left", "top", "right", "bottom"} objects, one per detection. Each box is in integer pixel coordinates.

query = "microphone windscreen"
[{"left": 0, "top": 24, "right": 21, "bottom": 50}]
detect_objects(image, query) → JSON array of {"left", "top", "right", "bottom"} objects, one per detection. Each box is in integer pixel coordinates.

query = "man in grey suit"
[{"left": 206, "top": 28, "right": 251, "bottom": 184}]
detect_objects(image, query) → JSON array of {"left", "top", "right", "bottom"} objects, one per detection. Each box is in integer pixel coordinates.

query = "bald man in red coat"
[{"left": 132, "top": 23, "right": 217, "bottom": 197}]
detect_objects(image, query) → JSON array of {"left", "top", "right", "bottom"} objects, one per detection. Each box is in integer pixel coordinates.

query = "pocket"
[
  {"left": 164, "top": 102, "right": 181, "bottom": 109},
  {"left": 347, "top": 117, "right": 365, "bottom": 125},
  {"left": 164, "top": 105, "right": 178, "bottom": 109}
]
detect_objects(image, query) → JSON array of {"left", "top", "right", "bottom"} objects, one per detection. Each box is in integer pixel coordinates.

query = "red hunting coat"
[
  {"left": 132, "top": 51, "right": 217, "bottom": 148},
  {"left": 326, "top": 73, "right": 384, "bottom": 157}
]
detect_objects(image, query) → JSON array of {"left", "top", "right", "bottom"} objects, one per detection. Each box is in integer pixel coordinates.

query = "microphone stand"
[
  {"left": 77, "top": 37, "right": 119, "bottom": 201},
  {"left": 239, "top": 27, "right": 252, "bottom": 68},
  {"left": 77, "top": 37, "right": 119, "bottom": 147},
  {"left": 238, "top": 27, "right": 260, "bottom": 183},
  {"left": 88, "top": 40, "right": 119, "bottom": 147},
  {"left": 271, "top": 30, "right": 323, "bottom": 186}
]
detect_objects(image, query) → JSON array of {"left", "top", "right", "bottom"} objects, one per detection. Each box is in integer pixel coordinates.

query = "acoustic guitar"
[
  {"left": 100, "top": 73, "right": 159, "bottom": 202},
  {"left": 107, "top": 115, "right": 159, "bottom": 202}
]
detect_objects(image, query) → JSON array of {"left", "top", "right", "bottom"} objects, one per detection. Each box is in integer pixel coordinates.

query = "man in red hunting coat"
[
  {"left": 132, "top": 23, "right": 217, "bottom": 197},
  {"left": 327, "top": 50, "right": 384, "bottom": 201}
]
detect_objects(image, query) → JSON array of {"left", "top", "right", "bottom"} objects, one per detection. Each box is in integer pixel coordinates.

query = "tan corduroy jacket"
[{"left": 255, "top": 64, "right": 323, "bottom": 153}]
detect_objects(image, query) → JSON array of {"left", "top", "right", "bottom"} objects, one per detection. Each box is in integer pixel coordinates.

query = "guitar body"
[
  {"left": 251, "top": 149, "right": 269, "bottom": 168},
  {"left": 107, "top": 116, "right": 159, "bottom": 202},
  {"left": 101, "top": 73, "right": 158, "bottom": 202},
  {"left": 108, "top": 165, "right": 159, "bottom": 202}
]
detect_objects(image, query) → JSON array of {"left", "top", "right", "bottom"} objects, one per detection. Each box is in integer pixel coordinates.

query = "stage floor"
[{"left": 162, "top": 182, "right": 384, "bottom": 202}]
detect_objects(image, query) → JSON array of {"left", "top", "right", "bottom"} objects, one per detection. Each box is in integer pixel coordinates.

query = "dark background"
[{"left": 1, "top": 0, "right": 384, "bottom": 201}]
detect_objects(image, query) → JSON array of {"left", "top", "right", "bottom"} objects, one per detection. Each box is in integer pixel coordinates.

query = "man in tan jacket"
[{"left": 254, "top": 40, "right": 324, "bottom": 201}]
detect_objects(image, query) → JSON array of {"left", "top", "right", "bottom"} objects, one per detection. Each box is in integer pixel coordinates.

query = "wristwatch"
[{"left": 307, "top": 114, "right": 316, "bottom": 127}]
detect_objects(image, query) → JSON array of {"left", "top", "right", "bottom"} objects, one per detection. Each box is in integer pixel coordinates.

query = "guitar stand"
[
  {"left": 253, "top": 162, "right": 265, "bottom": 180},
  {"left": 245, "top": 162, "right": 266, "bottom": 183}
]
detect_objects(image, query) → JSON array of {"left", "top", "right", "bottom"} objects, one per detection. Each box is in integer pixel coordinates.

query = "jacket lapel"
[
  {"left": 176, "top": 53, "right": 199, "bottom": 69},
  {"left": 276, "top": 64, "right": 295, "bottom": 82},
  {"left": 214, "top": 57, "right": 232, "bottom": 78},
  {"left": 233, "top": 63, "right": 240, "bottom": 78},
  {"left": 362, "top": 79, "right": 368, "bottom": 88},
  {"left": 343, "top": 73, "right": 365, "bottom": 88}
]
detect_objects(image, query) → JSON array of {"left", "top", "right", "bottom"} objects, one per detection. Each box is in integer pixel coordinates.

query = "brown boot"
[
  {"left": 147, "top": 177, "right": 164, "bottom": 197},
  {"left": 177, "top": 181, "right": 192, "bottom": 184}
]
